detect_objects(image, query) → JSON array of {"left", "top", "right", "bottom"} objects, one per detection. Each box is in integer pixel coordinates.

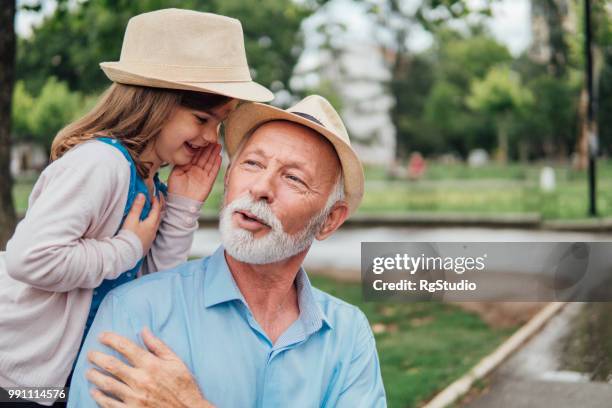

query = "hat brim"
[
  {"left": 224, "top": 103, "right": 365, "bottom": 215},
  {"left": 100, "top": 62, "right": 274, "bottom": 102}
]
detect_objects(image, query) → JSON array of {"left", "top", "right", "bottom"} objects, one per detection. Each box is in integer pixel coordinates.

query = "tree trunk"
[
  {"left": 495, "top": 116, "right": 509, "bottom": 164},
  {"left": 390, "top": 29, "right": 409, "bottom": 160},
  {"left": 0, "top": 0, "right": 17, "bottom": 249},
  {"left": 576, "top": 88, "right": 589, "bottom": 170}
]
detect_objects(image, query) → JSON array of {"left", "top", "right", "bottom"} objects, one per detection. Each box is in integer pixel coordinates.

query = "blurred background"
[
  {"left": 4, "top": 0, "right": 612, "bottom": 222},
  {"left": 1, "top": 0, "right": 611, "bottom": 407}
]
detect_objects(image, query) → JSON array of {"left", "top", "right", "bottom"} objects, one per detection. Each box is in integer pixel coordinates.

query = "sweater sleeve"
[
  {"left": 5, "top": 143, "right": 143, "bottom": 292},
  {"left": 139, "top": 192, "right": 203, "bottom": 276}
]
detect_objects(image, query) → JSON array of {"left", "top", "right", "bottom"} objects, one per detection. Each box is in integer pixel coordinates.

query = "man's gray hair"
[{"left": 323, "top": 172, "right": 345, "bottom": 215}]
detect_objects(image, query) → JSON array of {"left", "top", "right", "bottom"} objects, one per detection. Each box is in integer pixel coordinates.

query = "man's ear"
[{"left": 315, "top": 201, "right": 349, "bottom": 241}]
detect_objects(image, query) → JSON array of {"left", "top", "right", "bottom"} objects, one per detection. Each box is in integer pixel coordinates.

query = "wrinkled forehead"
[
  {"left": 243, "top": 120, "right": 340, "bottom": 174},
  {"left": 250, "top": 120, "right": 338, "bottom": 157}
]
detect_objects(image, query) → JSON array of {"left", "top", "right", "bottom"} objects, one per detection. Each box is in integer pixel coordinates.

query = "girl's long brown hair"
[{"left": 50, "top": 83, "right": 231, "bottom": 178}]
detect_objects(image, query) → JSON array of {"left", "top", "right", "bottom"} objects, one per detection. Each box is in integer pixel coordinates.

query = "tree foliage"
[
  {"left": 12, "top": 77, "right": 90, "bottom": 152},
  {"left": 17, "top": 0, "right": 324, "bottom": 96},
  {"left": 467, "top": 65, "right": 534, "bottom": 162}
]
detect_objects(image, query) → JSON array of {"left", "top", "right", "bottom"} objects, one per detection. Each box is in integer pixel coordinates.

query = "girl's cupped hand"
[{"left": 167, "top": 143, "right": 222, "bottom": 202}]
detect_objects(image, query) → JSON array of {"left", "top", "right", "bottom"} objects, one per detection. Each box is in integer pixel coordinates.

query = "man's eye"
[
  {"left": 194, "top": 115, "right": 208, "bottom": 124},
  {"left": 244, "top": 160, "right": 258, "bottom": 166},
  {"left": 287, "top": 174, "right": 304, "bottom": 185}
]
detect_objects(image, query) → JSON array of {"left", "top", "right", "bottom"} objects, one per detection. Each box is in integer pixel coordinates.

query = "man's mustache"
[{"left": 224, "top": 195, "right": 282, "bottom": 232}]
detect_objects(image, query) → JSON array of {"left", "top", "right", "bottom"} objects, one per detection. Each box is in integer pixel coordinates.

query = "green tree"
[
  {"left": 28, "top": 77, "right": 83, "bottom": 152},
  {"left": 356, "top": 0, "right": 500, "bottom": 158},
  {"left": 467, "top": 66, "right": 534, "bottom": 163},
  {"left": 599, "top": 50, "right": 612, "bottom": 155},
  {"left": 393, "top": 54, "right": 436, "bottom": 156},
  {"left": 593, "top": 2, "right": 612, "bottom": 155},
  {"left": 0, "top": 0, "right": 17, "bottom": 248},
  {"left": 434, "top": 28, "right": 512, "bottom": 89},
  {"left": 417, "top": 29, "right": 511, "bottom": 157},
  {"left": 17, "top": 0, "right": 324, "bottom": 98},
  {"left": 11, "top": 81, "right": 34, "bottom": 142},
  {"left": 528, "top": 75, "right": 579, "bottom": 158},
  {"left": 533, "top": 0, "right": 570, "bottom": 78}
]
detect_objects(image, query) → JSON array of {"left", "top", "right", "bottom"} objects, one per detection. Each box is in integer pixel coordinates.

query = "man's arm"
[
  {"left": 334, "top": 311, "right": 387, "bottom": 408},
  {"left": 68, "top": 293, "right": 141, "bottom": 407},
  {"left": 68, "top": 293, "right": 211, "bottom": 408}
]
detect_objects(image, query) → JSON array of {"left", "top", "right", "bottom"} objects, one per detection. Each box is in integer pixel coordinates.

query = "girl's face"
[{"left": 152, "top": 99, "right": 238, "bottom": 167}]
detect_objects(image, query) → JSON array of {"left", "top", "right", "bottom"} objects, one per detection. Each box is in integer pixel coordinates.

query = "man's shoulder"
[
  {"left": 311, "top": 286, "right": 370, "bottom": 330},
  {"left": 106, "top": 258, "right": 209, "bottom": 307}
]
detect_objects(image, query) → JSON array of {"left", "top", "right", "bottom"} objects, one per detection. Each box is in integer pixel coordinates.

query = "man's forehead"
[
  {"left": 246, "top": 120, "right": 336, "bottom": 156},
  {"left": 237, "top": 120, "right": 341, "bottom": 178}
]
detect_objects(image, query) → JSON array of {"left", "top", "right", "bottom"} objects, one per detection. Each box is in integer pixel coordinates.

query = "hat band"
[
  {"left": 106, "top": 61, "right": 252, "bottom": 82},
  {"left": 290, "top": 111, "right": 325, "bottom": 127}
]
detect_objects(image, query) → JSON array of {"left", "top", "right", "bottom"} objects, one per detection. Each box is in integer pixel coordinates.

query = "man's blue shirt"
[{"left": 68, "top": 246, "right": 386, "bottom": 407}]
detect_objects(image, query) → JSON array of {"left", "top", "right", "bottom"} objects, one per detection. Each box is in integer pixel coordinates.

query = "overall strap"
[
  {"left": 96, "top": 137, "right": 139, "bottom": 222},
  {"left": 94, "top": 137, "right": 167, "bottom": 224}
]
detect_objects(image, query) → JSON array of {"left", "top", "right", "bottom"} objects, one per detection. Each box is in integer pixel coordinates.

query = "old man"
[{"left": 68, "top": 95, "right": 386, "bottom": 407}]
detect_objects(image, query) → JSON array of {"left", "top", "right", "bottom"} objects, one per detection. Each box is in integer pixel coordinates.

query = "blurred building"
[
  {"left": 327, "top": 44, "right": 394, "bottom": 166},
  {"left": 292, "top": 1, "right": 396, "bottom": 166},
  {"left": 10, "top": 142, "right": 47, "bottom": 177},
  {"left": 529, "top": 0, "right": 576, "bottom": 65}
]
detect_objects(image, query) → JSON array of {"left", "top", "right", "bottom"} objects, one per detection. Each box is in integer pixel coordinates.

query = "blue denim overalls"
[{"left": 83, "top": 137, "right": 167, "bottom": 338}]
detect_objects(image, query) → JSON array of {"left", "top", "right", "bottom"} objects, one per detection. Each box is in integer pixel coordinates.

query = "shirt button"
[
  {"left": 126, "top": 272, "right": 132, "bottom": 278},
  {"left": 189, "top": 206, "right": 198, "bottom": 214},
  {"left": 93, "top": 290, "right": 98, "bottom": 296}
]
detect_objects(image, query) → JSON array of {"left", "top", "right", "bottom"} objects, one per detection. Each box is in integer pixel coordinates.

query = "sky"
[
  {"left": 15, "top": 0, "right": 58, "bottom": 37},
  {"left": 483, "top": 0, "right": 532, "bottom": 56}
]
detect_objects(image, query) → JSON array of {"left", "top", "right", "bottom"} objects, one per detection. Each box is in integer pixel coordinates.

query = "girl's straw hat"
[
  {"left": 100, "top": 8, "right": 274, "bottom": 102},
  {"left": 225, "top": 95, "right": 365, "bottom": 215}
]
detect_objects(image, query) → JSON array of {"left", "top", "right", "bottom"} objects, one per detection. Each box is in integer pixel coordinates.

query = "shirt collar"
[
  {"left": 203, "top": 246, "right": 245, "bottom": 308},
  {"left": 202, "top": 246, "right": 332, "bottom": 332},
  {"left": 295, "top": 267, "right": 333, "bottom": 331}
]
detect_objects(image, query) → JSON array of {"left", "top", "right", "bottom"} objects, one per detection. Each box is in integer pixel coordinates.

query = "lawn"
[
  {"left": 12, "top": 160, "right": 612, "bottom": 220},
  {"left": 310, "top": 275, "right": 516, "bottom": 408}
]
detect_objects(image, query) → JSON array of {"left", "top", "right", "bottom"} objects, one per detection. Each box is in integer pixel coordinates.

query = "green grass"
[
  {"left": 310, "top": 275, "right": 515, "bottom": 408},
  {"left": 13, "top": 160, "right": 612, "bottom": 220},
  {"left": 360, "top": 160, "right": 612, "bottom": 220}
]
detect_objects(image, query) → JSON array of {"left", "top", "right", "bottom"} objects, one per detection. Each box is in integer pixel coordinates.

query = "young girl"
[{"left": 0, "top": 8, "right": 272, "bottom": 406}]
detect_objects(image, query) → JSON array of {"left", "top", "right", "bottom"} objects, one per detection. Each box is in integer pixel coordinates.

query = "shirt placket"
[{"left": 258, "top": 322, "right": 310, "bottom": 408}]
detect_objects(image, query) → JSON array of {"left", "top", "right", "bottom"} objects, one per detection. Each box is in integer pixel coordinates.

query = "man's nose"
[{"left": 249, "top": 171, "right": 275, "bottom": 204}]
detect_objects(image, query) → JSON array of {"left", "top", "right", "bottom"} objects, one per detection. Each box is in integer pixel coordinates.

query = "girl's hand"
[
  {"left": 121, "top": 193, "right": 163, "bottom": 255},
  {"left": 167, "top": 143, "right": 222, "bottom": 202}
]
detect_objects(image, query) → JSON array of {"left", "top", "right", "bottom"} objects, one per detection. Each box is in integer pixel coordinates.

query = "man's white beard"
[{"left": 219, "top": 194, "right": 327, "bottom": 265}]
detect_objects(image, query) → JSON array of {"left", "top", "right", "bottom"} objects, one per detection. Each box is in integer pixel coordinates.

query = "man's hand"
[{"left": 86, "top": 327, "right": 214, "bottom": 408}]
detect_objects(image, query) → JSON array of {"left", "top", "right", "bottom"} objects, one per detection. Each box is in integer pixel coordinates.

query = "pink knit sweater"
[{"left": 0, "top": 140, "right": 203, "bottom": 399}]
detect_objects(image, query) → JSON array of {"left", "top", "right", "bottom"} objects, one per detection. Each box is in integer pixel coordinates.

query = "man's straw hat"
[
  {"left": 224, "top": 95, "right": 365, "bottom": 214},
  {"left": 100, "top": 8, "right": 273, "bottom": 102}
]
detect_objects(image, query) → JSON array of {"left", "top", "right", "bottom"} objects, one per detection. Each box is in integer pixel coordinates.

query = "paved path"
[{"left": 464, "top": 303, "right": 612, "bottom": 408}]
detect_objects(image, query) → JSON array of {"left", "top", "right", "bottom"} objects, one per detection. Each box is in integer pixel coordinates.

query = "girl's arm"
[
  {"left": 5, "top": 143, "right": 143, "bottom": 292},
  {"left": 139, "top": 143, "right": 221, "bottom": 275},
  {"left": 139, "top": 193, "right": 203, "bottom": 275}
]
